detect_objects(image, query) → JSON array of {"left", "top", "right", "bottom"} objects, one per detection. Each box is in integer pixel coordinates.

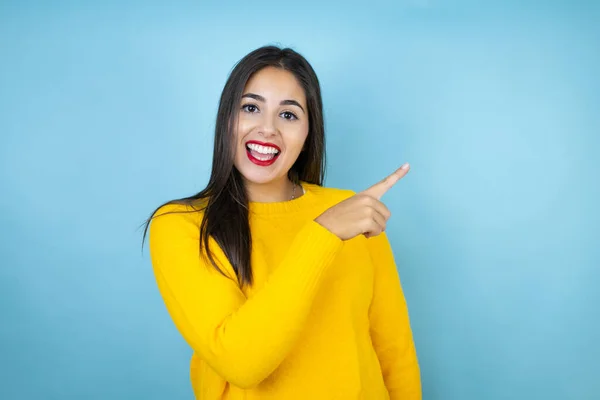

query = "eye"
[
  {"left": 242, "top": 104, "right": 259, "bottom": 113},
  {"left": 281, "top": 111, "right": 298, "bottom": 121}
]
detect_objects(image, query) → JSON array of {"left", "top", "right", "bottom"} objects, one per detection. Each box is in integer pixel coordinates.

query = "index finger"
[{"left": 361, "top": 163, "right": 410, "bottom": 200}]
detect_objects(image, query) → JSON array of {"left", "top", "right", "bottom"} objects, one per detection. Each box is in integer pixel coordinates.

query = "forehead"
[{"left": 244, "top": 67, "right": 306, "bottom": 103}]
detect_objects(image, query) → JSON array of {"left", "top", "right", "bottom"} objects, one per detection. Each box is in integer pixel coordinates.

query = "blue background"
[{"left": 1, "top": 1, "right": 598, "bottom": 399}]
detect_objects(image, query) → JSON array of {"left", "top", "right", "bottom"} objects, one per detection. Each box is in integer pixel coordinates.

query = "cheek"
[
  {"left": 285, "top": 126, "right": 309, "bottom": 154},
  {"left": 236, "top": 116, "right": 254, "bottom": 140},
  {"left": 233, "top": 118, "right": 255, "bottom": 156},
  {"left": 298, "top": 124, "right": 310, "bottom": 151}
]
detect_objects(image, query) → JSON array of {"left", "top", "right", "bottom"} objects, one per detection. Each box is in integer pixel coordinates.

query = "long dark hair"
[{"left": 141, "top": 45, "right": 326, "bottom": 286}]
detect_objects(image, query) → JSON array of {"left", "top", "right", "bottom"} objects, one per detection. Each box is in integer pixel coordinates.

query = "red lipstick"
[{"left": 245, "top": 140, "right": 281, "bottom": 167}]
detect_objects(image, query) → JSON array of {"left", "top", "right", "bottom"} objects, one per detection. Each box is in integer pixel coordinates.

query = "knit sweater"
[{"left": 149, "top": 182, "right": 421, "bottom": 399}]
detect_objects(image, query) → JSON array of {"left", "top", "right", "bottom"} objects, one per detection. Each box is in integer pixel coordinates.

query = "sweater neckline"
[{"left": 248, "top": 181, "right": 319, "bottom": 215}]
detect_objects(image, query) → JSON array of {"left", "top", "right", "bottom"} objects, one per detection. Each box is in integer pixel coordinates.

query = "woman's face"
[{"left": 233, "top": 66, "right": 309, "bottom": 186}]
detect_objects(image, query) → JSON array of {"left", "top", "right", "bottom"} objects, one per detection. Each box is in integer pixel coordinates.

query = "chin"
[
  {"left": 235, "top": 163, "right": 279, "bottom": 185},
  {"left": 239, "top": 166, "right": 294, "bottom": 187},
  {"left": 241, "top": 174, "right": 276, "bottom": 185}
]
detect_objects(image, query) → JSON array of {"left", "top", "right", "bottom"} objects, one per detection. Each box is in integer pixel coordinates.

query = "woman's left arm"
[{"left": 366, "top": 231, "right": 422, "bottom": 400}]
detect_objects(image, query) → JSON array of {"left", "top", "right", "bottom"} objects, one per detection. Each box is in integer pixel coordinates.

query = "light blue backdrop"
[{"left": 1, "top": 1, "right": 598, "bottom": 399}]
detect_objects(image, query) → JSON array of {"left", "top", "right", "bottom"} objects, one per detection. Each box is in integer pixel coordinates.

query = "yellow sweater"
[{"left": 149, "top": 182, "right": 421, "bottom": 399}]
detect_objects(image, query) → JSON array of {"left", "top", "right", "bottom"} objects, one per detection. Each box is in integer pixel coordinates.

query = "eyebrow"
[{"left": 242, "top": 93, "right": 305, "bottom": 113}]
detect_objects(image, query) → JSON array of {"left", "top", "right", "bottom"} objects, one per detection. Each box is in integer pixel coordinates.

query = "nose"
[{"left": 258, "top": 114, "right": 278, "bottom": 138}]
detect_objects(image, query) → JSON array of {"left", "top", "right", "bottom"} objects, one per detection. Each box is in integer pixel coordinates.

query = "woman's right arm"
[
  {"left": 149, "top": 205, "right": 343, "bottom": 389},
  {"left": 149, "top": 165, "right": 408, "bottom": 389}
]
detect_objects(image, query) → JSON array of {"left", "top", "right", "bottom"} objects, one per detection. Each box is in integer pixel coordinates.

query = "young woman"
[{"left": 144, "top": 45, "right": 421, "bottom": 399}]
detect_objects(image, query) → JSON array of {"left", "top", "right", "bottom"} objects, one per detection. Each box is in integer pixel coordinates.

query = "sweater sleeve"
[
  {"left": 148, "top": 205, "right": 343, "bottom": 389},
  {"left": 366, "top": 231, "right": 422, "bottom": 399}
]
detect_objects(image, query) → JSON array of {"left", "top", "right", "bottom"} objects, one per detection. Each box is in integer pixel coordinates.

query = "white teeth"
[
  {"left": 247, "top": 143, "right": 280, "bottom": 155},
  {"left": 253, "top": 154, "right": 275, "bottom": 161}
]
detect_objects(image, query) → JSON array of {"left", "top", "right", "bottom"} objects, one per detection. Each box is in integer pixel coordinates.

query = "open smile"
[{"left": 245, "top": 140, "right": 281, "bottom": 167}]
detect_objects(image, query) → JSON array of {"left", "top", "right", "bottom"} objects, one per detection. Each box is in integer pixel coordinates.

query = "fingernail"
[{"left": 401, "top": 163, "right": 410, "bottom": 169}]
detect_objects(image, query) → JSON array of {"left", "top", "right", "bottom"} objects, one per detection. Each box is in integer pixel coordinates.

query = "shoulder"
[
  {"left": 149, "top": 201, "right": 205, "bottom": 240},
  {"left": 148, "top": 199, "right": 239, "bottom": 277}
]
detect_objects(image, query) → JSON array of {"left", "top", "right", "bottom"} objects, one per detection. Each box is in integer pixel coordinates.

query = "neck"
[{"left": 245, "top": 177, "right": 299, "bottom": 203}]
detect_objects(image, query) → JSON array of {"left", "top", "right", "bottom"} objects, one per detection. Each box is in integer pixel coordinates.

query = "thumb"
[{"left": 361, "top": 163, "right": 410, "bottom": 200}]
